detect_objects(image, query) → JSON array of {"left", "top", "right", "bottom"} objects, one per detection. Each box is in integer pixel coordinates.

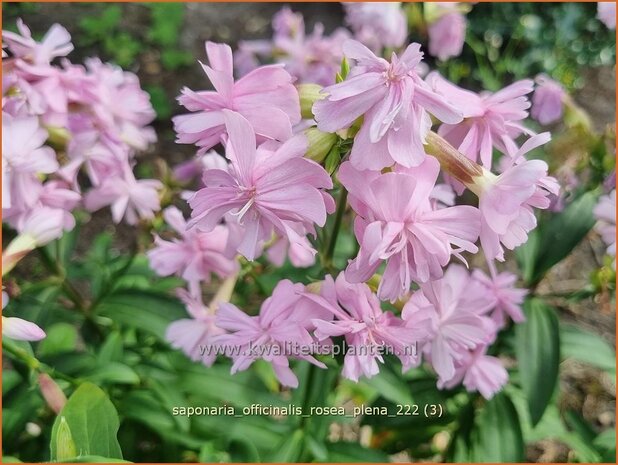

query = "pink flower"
[
  {"left": 165, "top": 289, "right": 225, "bottom": 366},
  {"left": 148, "top": 207, "right": 238, "bottom": 292},
  {"left": 2, "top": 19, "right": 73, "bottom": 66},
  {"left": 84, "top": 167, "right": 162, "bottom": 225},
  {"left": 402, "top": 265, "right": 494, "bottom": 382},
  {"left": 471, "top": 268, "right": 527, "bottom": 327},
  {"left": 598, "top": 2, "right": 616, "bottom": 29},
  {"left": 173, "top": 42, "right": 300, "bottom": 153},
  {"left": 531, "top": 74, "right": 566, "bottom": 125},
  {"left": 313, "top": 40, "right": 462, "bottom": 170},
  {"left": 338, "top": 157, "right": 480, "bottom": 301},
  {"left": 188, "top": 110, "right": 334, "bottom": 261},
  {"left": 470, "top": 133, "right": 559, "bottom": 261},
  {"left": 266, "top": 231, "right": 317, "bottom": 268},
  {"left": 85, "top": 58, "right": 157, "bottom": 151},
  {"left": 304, "top": 273, "right": 428, "bottom": 382},
  {"left": 438, "top": 346, "right": 508, "bottom": 399},
  {"left": 2, "top": 114, "right": 58, "bottom": 210},
  {"left": 343, "top": 2, "right": 408, "bottom": 52},
  {"left": 594, "top": 189, "right": 616, "bottom": 261},
  {"left": 428, "top": 11, "right": 467, "bottom": 61},
  {"left": 215, "top": 279, "right": 328, "bottom": 388},
  {"left": 428, "top": 72, "right": 534, "bottom": 169},
  {"left": 2, "top": 291, "right": 46, "bottom": 341},
  {"left": 173, "top": 150, "right": 228, "bottom": 184}
]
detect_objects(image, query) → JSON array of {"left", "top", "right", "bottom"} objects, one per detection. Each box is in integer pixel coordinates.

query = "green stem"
[
  {"left": 38, "top": 248, "right": 89, "bottom": 312},
  {"left": 2, "top": 339, "right": 79, "bottom": 385},
  {"left": 323, "top": 187, "right": 348, "bottom": 271}
]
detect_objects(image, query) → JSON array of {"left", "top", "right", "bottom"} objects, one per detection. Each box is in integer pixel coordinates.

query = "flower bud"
[
  {"left": 424, "top": 131, "right": 484, "bottom": 186},
  {"left": 2, "top": 208, "right": 65, "bottom": 275},
  {"left": 38, "top": 374, "right": 67, "bottom": 414},
  {"left": 56, "top": 417, "right": 77, "bottom": 461},
  {"left": 304, "top": 127, "right": 337, "bottom": 163},
  {"left": 298, "top": 84, "right": 323, "bottom": 120},
  {"left": 45, "top": 126, "right": 71, "bottom": 149}
]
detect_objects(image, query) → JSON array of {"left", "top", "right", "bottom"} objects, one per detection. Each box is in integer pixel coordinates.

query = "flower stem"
[
  {"left": 323, "top": 186, "right": 348, "bottom": 271},
  {"left": 2, "top": 339, "right": 79, "bottom": 385}
]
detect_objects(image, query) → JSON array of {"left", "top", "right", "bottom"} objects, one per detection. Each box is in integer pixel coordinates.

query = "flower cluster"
[
  {"left": 161, "top": 14, "right": 562, "bottom": 399},
  {"left": 2, "top": 20, "right": 159, "bottom": 339},
  {"left": 3, "top": 21, "right": 160, "bottom": 230}
]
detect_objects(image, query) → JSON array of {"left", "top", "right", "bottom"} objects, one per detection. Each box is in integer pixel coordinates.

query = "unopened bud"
[
  {"left": 298, "top": 84, "right": 324, "bottom": 120},
  {"left": 424, "top": 131, "right": 484, "bottom": 187},
  {"left": 56, "top": 417, "right": 77, "bottom": 461},
  {"left": 45, "top": 126, "right": 71, "bottom": 150},
  {"left": 39, "top": 374, "right": 67, "bottom": 414},
  {"left": 305, "top": 127, "right": 337, "bottom": 163}
]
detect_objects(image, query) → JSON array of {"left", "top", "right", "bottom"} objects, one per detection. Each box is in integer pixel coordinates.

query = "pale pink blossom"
[
  {"left": 428, "top": 72, "right": 534, "bottom": 169},
  {"left": 531, "top": 74, "right": 566, "bottom": 125},
  {"left": 85, "top": 58, "right": 156, "bottom": 151},
  {"left": 471, "top": 133, "right": 559, "bottom": 261},
  {"left": 2, "top": 291, "right": 46, "bottom": 341},
  {"left": 166, "top": 289, "right": 225, "bottom": 366},
  {"left": 84, "top": 168, "right": 162, "bottom": 225},
  {"left": 215, "top": 279, "right": 328, "bottom": 388},
  {"left": 343, "top": 2, "right": 408, "bottom": 52},
  {"left": 148, "top": 207, "right": 238, "bottom": 292},
  {"left": 471, "top": 268, "right": 527, "bottom": 327},
  {"left": 594, "top": 189, "right": 616, "bottom": 261},
  {"left": 173, "top": 150, "right": 228, "bottom": 184},
  {"left": 438, "top": 346, "right": 508, "bottom": 399},
  {"left": 598, "top": 2, "right": 616, "bottom": 29},
  {"left": 303, "top": 273, "right": 428, "bottom": 382},
  {"left": 2, "top": 19, "right": 73, "bottom": 66},
  {"left": 402, "top": 265, "right": 494, "bottom": 382},
  {"left": 174, "top": 42, "right": 300, "bottom": 153},
  {"left": 2, "top": 114, "right": 58, "bottom": 210},
  {"left": 338, "top": 157, "right": 480, "bottom": 301},
  {"left": 313, "top": 40, "right": 462, "bottom": 170},
  {"left": 188, "top": 110, "right": 334, "bottom": 261},
  {"left": 427, "top": 9, "right": 467, "bottom": 61}
]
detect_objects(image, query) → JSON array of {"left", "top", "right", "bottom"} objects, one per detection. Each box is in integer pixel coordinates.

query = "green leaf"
[
  {"left": 267, "top": 429, "right": 304, "bottom": 462},
  {"left": 515, "top": 298, "right": 560, "bottom": 426},
  {"left": 477, "top": 393, "right": 525, "bottom": 462},
  {"left": 84, "top": 362, "right": 140, "bottom": 385},
  {"left": 517, "top": 191, "right": 598, "bottom": 285},
  {"left": 325, "top": 441, "right": 391, "bottom": 463},
  {"left": 97, "top": 290, "right": 186, "bottom": 339},
  {"left": 362, "top": 364, "right": 414, "bottom": 406},
  {"left": 50, "top": 383, "right": 123, "bottom": 460},
  {"left": 37, "top": 323, "right": 78, "bottom": 357},
  {"left": 58, "top": 456, "right": 131, "bottom": 463},
  {"left": 560, "top": 324, "right": 616, "bottom": 376},
  {"left": 97, "top": 332, "right": 124, "bottom": 364}
]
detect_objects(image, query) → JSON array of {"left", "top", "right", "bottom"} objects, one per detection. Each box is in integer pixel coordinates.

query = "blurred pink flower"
[
  {"left": 594, "top": 189, "right": 616, "bottom": 262},
  {"left": 339, "top": 157, "right": 480, "bottom": 301},
  {"left": 428, "top": 72, "right": 534, "bottom": 169},
  {"left": 188, "top": 110, "right": 334, "bottom": 261},
  {"left": 148, "top": 206, "right": 238, "bottom": 292},
  {"left": 215, "top": 279, "right": 327, "bottom": 388},
  {"left": 2, "top": 18, "right": 73, "bottom": 66},
  {"left": 471, "top": 133, "right": 559, "bottom": 261},
  {"left": 2, "top": 114, "right": 58, "bottom": 210},
  {"left": 402, "top": 265, "right": 494, "bottom": 382},
  {"left": 313, "top": 40, "right": 462, "bottom": 170},
  {"left": 84, "top": 168, "right": 162, "bottom": 225},
  {"left": 304, "top": 273, "right": 428, "bottom": 382},
  {"left": 166, "top": 289, "right": 225, "bottom": 366},
  {"left": 471, "top": 268, "right": 527, "bottom": 327},
  {"left": 428, "top": 11, "right": 467, "bottom": 61},
  {"left": 598, "top": 2, "right": 616, "bottom": 29},
  {"left": 174, "top": 41, "right": 300, "bottom": 153},
  {"left": 531, "top": 74, "right": 566, "bottom": 125},
  {"left": 343, "top": 2, "right": 408, "bottom": 52},
  {"left": 438, "top": 346, "right": 508, "bottom": 399},
  {"left": 2, "top": 291, "right": 46, "bottom": 341}
]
